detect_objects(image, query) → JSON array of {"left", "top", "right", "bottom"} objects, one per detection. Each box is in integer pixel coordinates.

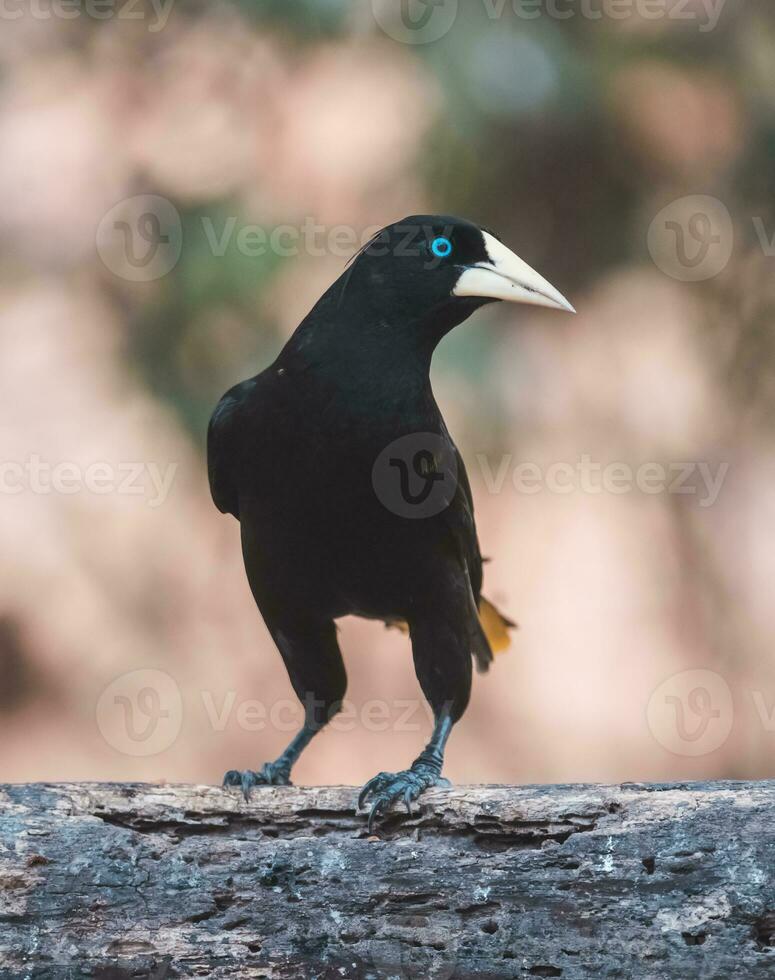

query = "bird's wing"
[
  {"left": 443, "top": 444, "right": 516, "bottom": 670},
  {"left": 439, "top": 444, "right": 492, "bottom": 671},
  {"left": 207, "top": 380, "right": 252, "bottom": 519},
  {"left": 451, "top": 446, "right": 483, "bottom": 599}
]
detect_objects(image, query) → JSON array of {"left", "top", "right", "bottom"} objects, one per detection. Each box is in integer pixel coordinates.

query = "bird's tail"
[
  {"left": 384, "top": 596, "right": 516, "bottom": 673},
  {"left": 470, "top": 597, "right": 517, "bottom": 673}
]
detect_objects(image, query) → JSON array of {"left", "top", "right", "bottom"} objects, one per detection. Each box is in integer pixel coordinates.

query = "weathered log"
[{"left": 1, "top": 781, "right": 774, "bottom": 978}]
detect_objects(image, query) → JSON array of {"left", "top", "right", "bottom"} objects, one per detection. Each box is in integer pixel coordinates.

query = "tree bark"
[{"left": 1, "top": 781, "right": 774, "bottom": 978}]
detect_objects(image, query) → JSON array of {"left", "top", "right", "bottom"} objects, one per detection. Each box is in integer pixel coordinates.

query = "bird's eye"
[{"left": 430, "top": 236, "right": 453, "bottom": 259}]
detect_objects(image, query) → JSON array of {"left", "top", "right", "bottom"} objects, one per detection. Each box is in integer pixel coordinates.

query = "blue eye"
[{"left": 430, "top": 236, "right": 453, "bottom": 259}]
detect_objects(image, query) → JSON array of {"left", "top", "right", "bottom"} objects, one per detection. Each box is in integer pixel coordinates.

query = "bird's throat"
[{"left": 279, "top": 285, "right": 491, "bottom": 412}]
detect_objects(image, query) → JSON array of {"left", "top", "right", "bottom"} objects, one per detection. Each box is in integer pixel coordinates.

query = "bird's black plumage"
[{"left": 209, "top": 214, "right": 568, "bottom": 826}]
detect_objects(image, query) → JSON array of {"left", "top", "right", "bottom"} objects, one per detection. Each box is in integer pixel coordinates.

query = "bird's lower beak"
[{"left": 453, "top": 231, "right": 575, "bottom": 313}]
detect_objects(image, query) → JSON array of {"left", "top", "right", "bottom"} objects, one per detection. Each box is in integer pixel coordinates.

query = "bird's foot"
[
  {"left": 358, "top": 762, "right": 450, "bottom": 833},
  {"left": 222, "top": 761, "right": 292, "bottom": 801}
]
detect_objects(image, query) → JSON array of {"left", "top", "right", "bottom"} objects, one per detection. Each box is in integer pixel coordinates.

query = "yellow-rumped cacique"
[{"left": 208, "top": 215, "right": 574, "bottom": 830}]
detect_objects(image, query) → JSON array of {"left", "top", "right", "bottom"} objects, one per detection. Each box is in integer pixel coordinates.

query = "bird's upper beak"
[{"left": 453, "top": 231, "right": 575, "bottom": 313}]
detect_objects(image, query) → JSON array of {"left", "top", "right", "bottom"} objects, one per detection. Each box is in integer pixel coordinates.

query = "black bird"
[{"left": 209, "top": 215, "right": 574, "bottom": 828}]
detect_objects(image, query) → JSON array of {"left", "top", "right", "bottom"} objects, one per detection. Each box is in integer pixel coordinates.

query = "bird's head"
[
  {"left": 289, "top": 215, "right": 574, "bottom": 373},
  {"left": 341, "top": 214, "right": 574, "bottom": 325}
]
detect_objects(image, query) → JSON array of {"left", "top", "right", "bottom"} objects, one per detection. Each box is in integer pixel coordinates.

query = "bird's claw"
[
  {"left": 222, "top": 763, "right": 292, "bottom": 801},
  {"left": 358, "top": 764, "right": 449, "bottom": 834}
]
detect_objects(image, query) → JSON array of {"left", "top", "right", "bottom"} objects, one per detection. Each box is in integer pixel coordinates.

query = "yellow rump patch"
[
  {"left": 478, "top": 597, "right": 514, "bottom": 655},
  {"left": 385, "top": 596, "right": 515, "bottom": 656}
]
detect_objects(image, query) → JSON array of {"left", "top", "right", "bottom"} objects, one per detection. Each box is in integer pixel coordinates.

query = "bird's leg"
[
  {"left": 358, "top": 708, "right": 454, "bottom": 833},
  {"left": 360, "top": 595, "right": 471, "bottom": 833},
  {"left": 223, "top": 618, "right": 347, "bottom": 800},
  {"left": 223, "top": 722, "right": 320, "bottom": 800}
]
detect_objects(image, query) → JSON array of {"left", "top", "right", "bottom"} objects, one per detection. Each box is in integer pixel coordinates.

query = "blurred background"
[{"left": 2, "top": 0, "right": 774, "bottom": 788}]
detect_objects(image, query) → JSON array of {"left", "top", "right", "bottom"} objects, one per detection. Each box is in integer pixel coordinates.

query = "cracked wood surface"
[{"left": 1, "top": 781, "right": 775, "bottom": 978}]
